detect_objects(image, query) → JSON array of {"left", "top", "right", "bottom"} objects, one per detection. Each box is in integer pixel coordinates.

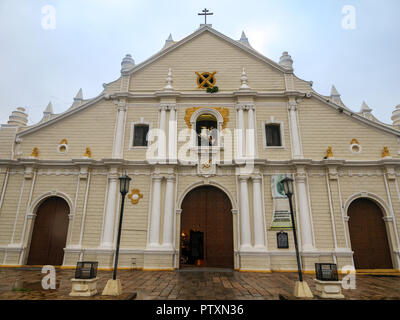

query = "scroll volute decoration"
[{"left": 184, "top": 107, "right": 229, "bottom": 129}]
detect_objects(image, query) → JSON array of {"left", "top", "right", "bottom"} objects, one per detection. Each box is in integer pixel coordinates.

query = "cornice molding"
[{"left": 1, "top": 158, "right": 400, "bottom": 169}]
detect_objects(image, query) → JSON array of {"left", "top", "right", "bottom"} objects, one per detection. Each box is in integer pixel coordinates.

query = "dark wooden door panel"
[
  {"left": 27, "top": 197, "right": 69, "bottom": 266},
  {"left": 181, "top": 186, "right": 233, "bottom": 269},
  {"left": 348, "top": 198, "right": 393, "bottom": 269},
  {"left": 206, "top": 189, "right": 233, "bottom": 268}
]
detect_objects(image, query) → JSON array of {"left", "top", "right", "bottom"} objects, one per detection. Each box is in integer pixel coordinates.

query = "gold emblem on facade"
[
  {"left": 326, "top": 146, "right": 333, "bottom": 158},
  {"left": 59, "top": 139, "right": 68, "bottom": 145},
  {"left": 201, "top": 159, "right": 212, "bottom": 169},
  {"left": 195, "top": 71, "right": 216, "bottom": 89},
  {"left": 382, "top": 146, "right": 391, "bottom": 158},
  {"left": 350, "top": 138, "right": 359, "bottom": 145},
  {"left": 184, "top": 107, "right": 229, "bottom": 129},
  {"left": 128, "top": 189, "right": 143, "bottom": 205},
  {"left": 30, "top": 147, "right": 39, "bottom": 158},
  {"left": 84, "top": 147, "right": 92, "bottom": 158}
]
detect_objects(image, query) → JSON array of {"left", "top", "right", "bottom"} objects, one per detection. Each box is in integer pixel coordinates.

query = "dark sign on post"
[{"left": 277, "top": 231, "right": 289, "bottom": 249}]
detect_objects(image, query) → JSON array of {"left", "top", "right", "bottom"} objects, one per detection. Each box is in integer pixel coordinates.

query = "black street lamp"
[
  {"left": 281, "top": 176, "right": 303, "bottom": 282},
  {"left": 113, "top": 174, "right": 132, "bottom": 280}
]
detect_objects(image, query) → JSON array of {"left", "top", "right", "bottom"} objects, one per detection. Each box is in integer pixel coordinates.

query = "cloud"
[{"left": 244, "top": 24, "right": 280, "bottom": 56}]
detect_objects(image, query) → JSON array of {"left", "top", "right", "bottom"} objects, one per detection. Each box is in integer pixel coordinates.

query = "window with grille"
[
  {"left": 133, "top": 124, "right": 149, "bottom": 147},
  {"left": 265, "top": 124, "right": 282, "bottom": 147}
]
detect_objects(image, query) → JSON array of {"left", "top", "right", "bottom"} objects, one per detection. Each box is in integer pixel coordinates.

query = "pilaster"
[
  {"left": 294, "top": 166, "right": 314, "bottom": 252},
  {"left": 158, "top": 105, "right": 168, "bottom": 163},
  {"left": 161, "top": 176, "right": 176, "bottom": 249},
  {"left": 168, "top": 105, "right": 177, "bottom": 164},
  {"left": 252, "top": 175, "right": 266, "bottom": 249},
  {"left": 147, "top": 176, "right": 163, "bottom": 248},
  {"left": 236, "top": 104, "right": 246, "bottom": 159},
  {"left": 287, "top": 98, "right": 303, "bottom": 159},
  {"left": 238, "top": 175, "right": 252, "bottom": 250},
  {"left": 246, "top": 105, "right": 256, "bottom": 159},
  {"left": 112, "top": 99, "right": 127, "bottom": 159},
  {"left": 100, "top": 166, "right": 120, "bottom": 249}
]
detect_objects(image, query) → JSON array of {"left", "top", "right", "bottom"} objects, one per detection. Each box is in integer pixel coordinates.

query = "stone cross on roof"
[{"left": 198, "top": 8, "right": 213, "bottom": 25}]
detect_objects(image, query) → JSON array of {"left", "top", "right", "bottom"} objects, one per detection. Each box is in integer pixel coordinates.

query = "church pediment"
[{"left": 127, "top": 27, "right": 288, "bottom": 92}]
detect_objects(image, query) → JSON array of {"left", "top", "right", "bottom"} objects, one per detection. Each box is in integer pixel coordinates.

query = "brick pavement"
[{"left": 0, "top": 268, "right": 400, "bottom": 300}]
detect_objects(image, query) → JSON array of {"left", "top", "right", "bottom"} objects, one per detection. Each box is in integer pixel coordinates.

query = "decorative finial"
[
  {"left": 330, "top": 85, "right": 341, "bottom": 104},
  {"left": 74, "top": 88, "right": 83, "bottom": 101},
  {"left": 360, "top": 101, "right": 372, "bottom": 113},
  {"left": 239, "top": 68, "right": 250, "bottom": 90},
  {"left": 239, "top": 31, "right": 251, "bottom": 47},
  {"left": 84, "top": 147, "right": 92, "bottom": 159},
  {"left": 121, "top": 54, "right": 135, "bottom": 74},
  {"left": 391, "top": 104, "right": 400, "bottom": 128},
  {"left": 7, "top": 107, "right": 28, "bottom": 127},
  {"left": 164, "top": 68, "right": 173, "bottom": 91},
  {"left": 30, "top": 147, "right": 39, "bottom": 158},
  {"left": 42, "top": 102, "right": 54, "bottom": 122},
  {"left": 382, "top": 146, "right": 391, "bottom": 158},
  {"left": 164, "top": 34, "right": 174, "bottom": 48},
  {"left": 44, "top": 102, "right": 54, "bottom": 114},
  {"left": 279, "top": 51, "right": 293, "bottom": 70},
  {"left": 68, "top": 88, "right": 84, "bottom": 110}
]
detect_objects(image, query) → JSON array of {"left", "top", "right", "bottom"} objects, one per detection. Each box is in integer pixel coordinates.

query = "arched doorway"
[
  {"left": 348, "top": 198, "right": 393, "bottom": 269},
  {"left": 27, "top": 197, "right": 70, "bottom": 266},
  {"left": 180, "top": 186, "right": 233, "bottom": 268}
]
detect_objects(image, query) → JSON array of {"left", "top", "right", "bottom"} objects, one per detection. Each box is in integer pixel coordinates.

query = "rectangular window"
[
  {"left": 133, "top": 124, "right": 149, "bottom": 147},
  {"left": 265, "top": 124, "right": 282, "bottom": 147}
]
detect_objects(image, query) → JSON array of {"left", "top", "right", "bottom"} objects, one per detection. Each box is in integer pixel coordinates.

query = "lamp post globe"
[
  {"left": 119, "top": 175, "right": 131, "bottom": 195},
  {"left": 281, "top": 176, "right": 294, "bottom": 197}
]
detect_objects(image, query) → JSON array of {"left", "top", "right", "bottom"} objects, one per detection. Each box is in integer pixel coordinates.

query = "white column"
[
  {"left": 288, "top": 100, "right": 303, "bottom": 159},
  {"left": 246, "top": 105, "right": 255, "bottom": 158},
  {"left": 168, "top": 106, "right": 177, "bottom": 163},
  {"left": 159, "top": 106, "right": 167, "bottom": 162},
  {"left": 148, "top": 176, "right": 162, "bottom": 247},
  {"left": 236, "top": 105, "right": 246, "bottom": 159},
  {"left": 162, "top": 177, "right": 175, "bottom": 249},
  {"left": 113, "top": 100, "right": 127, "bottom": 159},
  {"left": 252, "top": 176, "right": 265, "bottom": 248},
  {"left": 295, "top": 169, "right": 314, "bottom": 251},
  {"left": 239, "top": 176, "right": 252, "bottom": 250},
  {"left": 101, "top": 170, "right": 119, "bottom": 249}
]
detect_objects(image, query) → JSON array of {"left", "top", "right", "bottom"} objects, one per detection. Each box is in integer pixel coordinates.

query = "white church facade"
[{"left": 1, "top": 24, "right": 400, "bottom": 273}]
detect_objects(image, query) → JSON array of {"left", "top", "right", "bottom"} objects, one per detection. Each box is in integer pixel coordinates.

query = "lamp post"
[
  {"left": 281, "top": 177, "right": 303, "bottom": 282},
  {"left": 281, "top": 177, "right": 313, "bottom": 298},
  {"left": 112, "top": 174, "right": 131, "bottom": 280}
]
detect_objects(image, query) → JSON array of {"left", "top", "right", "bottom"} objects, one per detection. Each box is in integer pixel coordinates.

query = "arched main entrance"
[
  {"left": 27, "top": 196, "right": 70, "bottom": 266},
  {"left": 180, "top": 186, "right": 233, "bottom": 268},
  {"left": 348, "top": 198, "right": 393, "bottom": 269}
]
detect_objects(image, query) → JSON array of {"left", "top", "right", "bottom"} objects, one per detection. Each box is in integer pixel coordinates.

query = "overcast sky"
[{"left": 0, "top": 0, "right": 399, "bottom": 125}]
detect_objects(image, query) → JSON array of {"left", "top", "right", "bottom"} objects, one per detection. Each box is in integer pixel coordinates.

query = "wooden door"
[
  {"left": 27, "top": 197, "right": 69, "bottom": 266},
  {"left": 181, "top": 186, "right": 233, "bottom": 268},
  {"left": 348, "top": 198, "right": 393, "bottom": 269}
]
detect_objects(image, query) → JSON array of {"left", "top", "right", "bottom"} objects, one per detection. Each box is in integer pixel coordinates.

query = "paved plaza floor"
[{"left": 0, "top": 268, "right": 399, "bottom": 300}]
